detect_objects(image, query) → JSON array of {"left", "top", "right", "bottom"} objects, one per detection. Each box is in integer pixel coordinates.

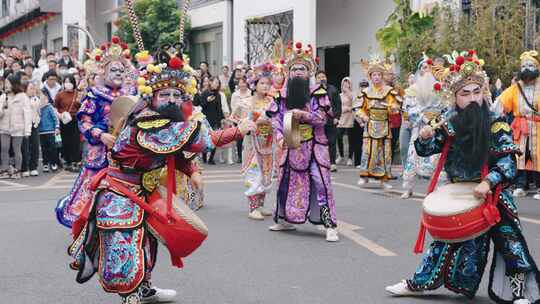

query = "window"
[
  {"left": 106, "top": 22, "right": 112, "bottom": 42},
  {"left": 32, "top": 44, "right": 42, "bottom": 61},
  {"left": 53, "top": 37, "right": 62, "bottom": 53},
  {"left": 1, "top": 0, "right": 9, "bottom": 18}
]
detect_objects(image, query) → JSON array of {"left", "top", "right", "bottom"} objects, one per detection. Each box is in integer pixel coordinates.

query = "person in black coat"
[
  {"left": 315, "top": 70, "right": 342, "bottom": 172},
  {"left": 198, "top": 77, "right": 224, "bottom": 164}
]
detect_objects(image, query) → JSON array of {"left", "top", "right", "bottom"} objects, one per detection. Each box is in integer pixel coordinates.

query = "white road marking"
[
  {"left": 338, "top": 221, "right": 397, "bottom": 257},
  {"left": 0, "top": 180, "right": 27, "bottom": 187}
]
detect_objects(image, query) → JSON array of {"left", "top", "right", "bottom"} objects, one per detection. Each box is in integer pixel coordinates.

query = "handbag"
[{"left": 60, "top": 92, "right": 77, "bottom": 125}]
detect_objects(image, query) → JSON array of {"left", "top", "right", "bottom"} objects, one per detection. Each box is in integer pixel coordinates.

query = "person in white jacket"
[{"left": 0, "top": 72, "right": 32, "bottom": 179}]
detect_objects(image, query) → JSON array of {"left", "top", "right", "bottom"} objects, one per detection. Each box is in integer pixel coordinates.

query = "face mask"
[
  {"left": 64, "top": 83, "right": 74, "bottom": 90},
  {"left": 59, "top": 69, "right": 68, "bottom": 76}
]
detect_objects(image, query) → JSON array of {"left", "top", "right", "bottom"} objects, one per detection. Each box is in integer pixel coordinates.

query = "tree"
[
  {"left": 114, "top": 0, "right": 191, "bottom": 55},
  {"left": 377, "top": 0, "right": 526, "bottom": 85}
]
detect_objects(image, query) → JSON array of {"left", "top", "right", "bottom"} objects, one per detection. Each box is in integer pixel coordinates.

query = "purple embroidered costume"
[
  {"left": 56, "top": 85, "right": 135, "bottom": 228},
  {"left": 267, "top": 87, "right": 337, "bottom": 227}
]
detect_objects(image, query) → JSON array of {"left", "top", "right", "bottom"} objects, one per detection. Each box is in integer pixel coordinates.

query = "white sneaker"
[
  {"left": 346, "top": 158, "right": 353, "bottom": 166},
  {"left": 400, "top": 190, "right": 412, "bottom": 199},
  {"left": 248, "top": 209, "right": 264, "bottom": 221},
  {"left": 22, "top": 171, "right": 30, "bottom": 177},
  {"left": 356, "top": 165, "right": 362, "bottom": 169},
  {"left": 140, "top": 286, "right": 176, "bottom": 304},
  {"left": 43, "top": 165, "right": 49, "bottom": 173},
  {"left": 514, "top": 299, "right": 531, "bottom": 304},
  {"left": 357, "top": 178, "right": 367, "bottom": 186},
  {"left": 382, "top": 182, "right": 393, "bottom": 190},
  {"left": 258, "top": 207, "right": 273, "bottom": 217},
  {"left": 533, "top": 193, "right": 540, "bottom": 200},
  {"left": 269, "top": 222, "right": 296, "bottom": 231},
  {"left": 336, "top": 157, "right": 343, "bottom": 165},
  {"left": 385, "top": 280, "right": 424, "bottom": 296},
  {"left": 51, "top": 164, "right": 58, "bottom": 171},
  {"left": 30, "top": 170, "right": 39, "bottom": 176},
  {"left": 330, "top": 164, "right": 337, "bottom": 172},
  {"left": 513, "top": 188, "right": 527, "bottom": 197},
  {"left": 326, "top": 228, "right": 339, "bottom": 242}
]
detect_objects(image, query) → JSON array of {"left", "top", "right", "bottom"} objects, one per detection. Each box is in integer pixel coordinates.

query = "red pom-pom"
[
  {"left": 449, "top": 65, "right": 456, "bottom": 72},
  {"left": 169, "top": 56, "right": 184, "bottom": 70},
  {"left": 467, "top": 57, "right": 474, "bottom": 62},
  {"left": 121, "top": 43, "right": 128, "bottom": 50},
  {"left": 315, "top": 57, "right": 321, "bottom": 64},
  {"left": 295, "top": 42, "right": 302, "bottom": 49},
  {"left": 95, "top": 55, "right": 102, "bottom": 62},
  {"left": 455, "top": 65, "right": 461, "bottom": 72},
  {"left": 474, "top": 60, "right": 480, "bottom": 65},
  {"left": 124, "top": 54, "right": 131, "bottom": 60},
  {"left": 427, "top": 59, "right": 433, "bottom": 65},
  {"left": 111, "top": 36, "right": 120, "bottom": 44},
  {"left": 100, "top": 44, "right": 107, "bottom": 51},
  {"left": 468, "top": 50, "right": 475, "bottom": 56},
  {"left": 279, "top": 59, "right": 285, "bottom": 64},
  {"left": 455, "top": 56, "right": 465, "bottom": 65},
  {"left": 433, "top": 83, "right": 442, "bottom": 91}
]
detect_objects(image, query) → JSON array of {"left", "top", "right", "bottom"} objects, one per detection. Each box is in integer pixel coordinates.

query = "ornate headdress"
[
  {"left": 83, "top": 36, "right": 132, "bottom": 74},
  {"left": 252, "top": 62, "right": 276, "bottom": 80},
  {"left": 433, "top": 50, "right": 487, "bottom": 104},
  {"left": 129, "top": 0, "right": 197, "bottom": 101},
  {"left": 520, "top": 50, "right": 540, "bottom": 67},
  {"left": 360, "top": 54, "right": 386, "bottom": 77},
  {"left": 283, "top": 41, "right": 319, "bottom": 74}
]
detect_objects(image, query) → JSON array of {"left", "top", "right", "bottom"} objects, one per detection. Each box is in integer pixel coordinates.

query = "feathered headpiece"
[
  {"left": 83, "top": 36, "right": 132, "bottom": 74},
  {"left": 520, "top": 50, "right": 540, "bottom": 67},
  {"left": 433, "top": 50, "right": 487, "bottom": 104},
  {"left": 360, "top": 54, "right": 386, "bottom": 77},
  {"left": 284, "top": 41, "right": 319, "bottom": 75}
]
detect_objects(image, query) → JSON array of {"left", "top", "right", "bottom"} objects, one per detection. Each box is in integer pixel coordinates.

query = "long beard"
[
  {"left": 154, "top": 103, "right": 185, "bottom": 122},
  {"left": 450, "top": 102, "right": 490, "bottom": 171},
  {"left": 415, "top": 73, "right": 437, "bottom": 106},
  {"left": 519, "top": 69, "right": 540, "bottom": 82},
  {"left": 286, "top": 77, "right": 310, "bottom": 110}
]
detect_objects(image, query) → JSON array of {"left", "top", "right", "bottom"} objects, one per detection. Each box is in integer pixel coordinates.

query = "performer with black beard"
[
  {"left": 386, "top": 51, "right": 540, "bottom": 304},
  {"left": 498, "top": 51, "right": 540, "bottom": 199},
  {"left": 266, "top": 42, "right": 339, "bottom": 242}
]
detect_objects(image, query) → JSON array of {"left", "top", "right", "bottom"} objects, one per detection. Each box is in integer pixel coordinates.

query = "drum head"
[
  {"left": 110, "top": 96, "right": 139, "bottom": 128},
  {"left": 423, "top": 182, "right": 483, "bottom": 216}
]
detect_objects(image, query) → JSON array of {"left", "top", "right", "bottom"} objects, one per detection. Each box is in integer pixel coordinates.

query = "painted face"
[
  {"left": 104, "top": 61, "right": 126, "bottom": 88},
  {"left": 272, "top": 73, "right": 285, "bottom": 87},
  {"left": 455, "top": 83, "right": 484, "bottom": 110},
  {"left": 420, "top": 62, "right": 430, "bottom": 76},
  {"left": 255, "top": 77, "right": 270, "bottom": 95},
  {"left": 153, "top": 88, "right": 184, "bottom": 109},
  {"left": 370, "top": 72, "right": 383, "bottom": 86},
  {"left": 290, "top": 63, "right": 309, "bottom": 79},
  {"left": 521, "top": 59, "right": 538, "bottom": 73}
]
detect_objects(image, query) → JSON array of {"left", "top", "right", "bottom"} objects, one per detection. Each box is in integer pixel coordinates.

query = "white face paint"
[
  {"left": 104, "top": 61, "right": 126, "bottom": 89},
  {"left": 521, "top": 59, "right": 538, "bottom": 73}
]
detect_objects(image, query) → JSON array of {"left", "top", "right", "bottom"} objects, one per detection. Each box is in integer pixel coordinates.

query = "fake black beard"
[
  {"left": 154, "top": 102, "right": 185, "bottom": 122},
  {"left": 285, "top": 77, "right": 310, "bottom": 110},
  {"left": 519, "top": 69, "right": 540, "bottom": 82},
  {"left": 450, "top": 102, "right": 491, "bottom": 171}
]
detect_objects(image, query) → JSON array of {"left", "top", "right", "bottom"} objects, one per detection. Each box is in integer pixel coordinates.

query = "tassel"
[
  {"left": 166, "top": 156, "right": 176, "bottom": 222},
  {"left": 170, "top": 252, "right": 184, "bottom": 268},
  {"left": 413, "top": 222, "right": 427, "bottom": 254}
]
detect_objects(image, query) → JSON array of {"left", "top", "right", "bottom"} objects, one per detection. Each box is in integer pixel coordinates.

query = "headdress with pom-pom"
[
  {"left": 433, "top": 50, "right": 487, "bottom": 105},
  {"left": 284, "top": 41, "right": 319, "bottom": 75},
  {"left": 83, "top": 36, "right": 132, "bottom": 75}
]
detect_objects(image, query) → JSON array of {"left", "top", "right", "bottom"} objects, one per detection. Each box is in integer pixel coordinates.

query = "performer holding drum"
[{"left": 386, "top": 51, "right": 540, "bottom": 304}]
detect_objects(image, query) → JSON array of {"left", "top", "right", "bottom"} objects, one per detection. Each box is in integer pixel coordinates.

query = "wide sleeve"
[
  {"left": 353, "top": 95, "right": 368, "bottom": 121},
  {"left": 77, "top": 94, "right": 107, "bottom": 145},
  {"left": 497, "top": 85, "right": 517, "bottom": 114},
  {"left": 298, "top": 95, "right": 328, "bottom": 127},
  {"left": 485, "top": 121, "right": 520, "bottom": 187},
  {"left": 267, "top": 98, "right": 285, "bottom": 148}
]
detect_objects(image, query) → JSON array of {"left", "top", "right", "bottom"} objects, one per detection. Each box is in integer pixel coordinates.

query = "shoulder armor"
[
  {"left": 313, "top": 87, "right": 327, "bottom": 96},
  {"left": 136, "top": 118, "right": 171, "bottom": 130},
  {"left": 491, "top": 121, "right": 511, "bottom": 134},
  {"left": 86, "top": 91, "right": 96, "bottom": 99}
]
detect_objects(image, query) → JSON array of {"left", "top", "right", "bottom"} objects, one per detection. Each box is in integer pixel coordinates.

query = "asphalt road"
[{"left": 1, "top": 164, "right": 540, "bottom": 304}]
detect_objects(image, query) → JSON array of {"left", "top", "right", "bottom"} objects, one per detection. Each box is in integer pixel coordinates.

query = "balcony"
[{"left": 0, "top": 0, "right": 40, "bottom": 27}]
